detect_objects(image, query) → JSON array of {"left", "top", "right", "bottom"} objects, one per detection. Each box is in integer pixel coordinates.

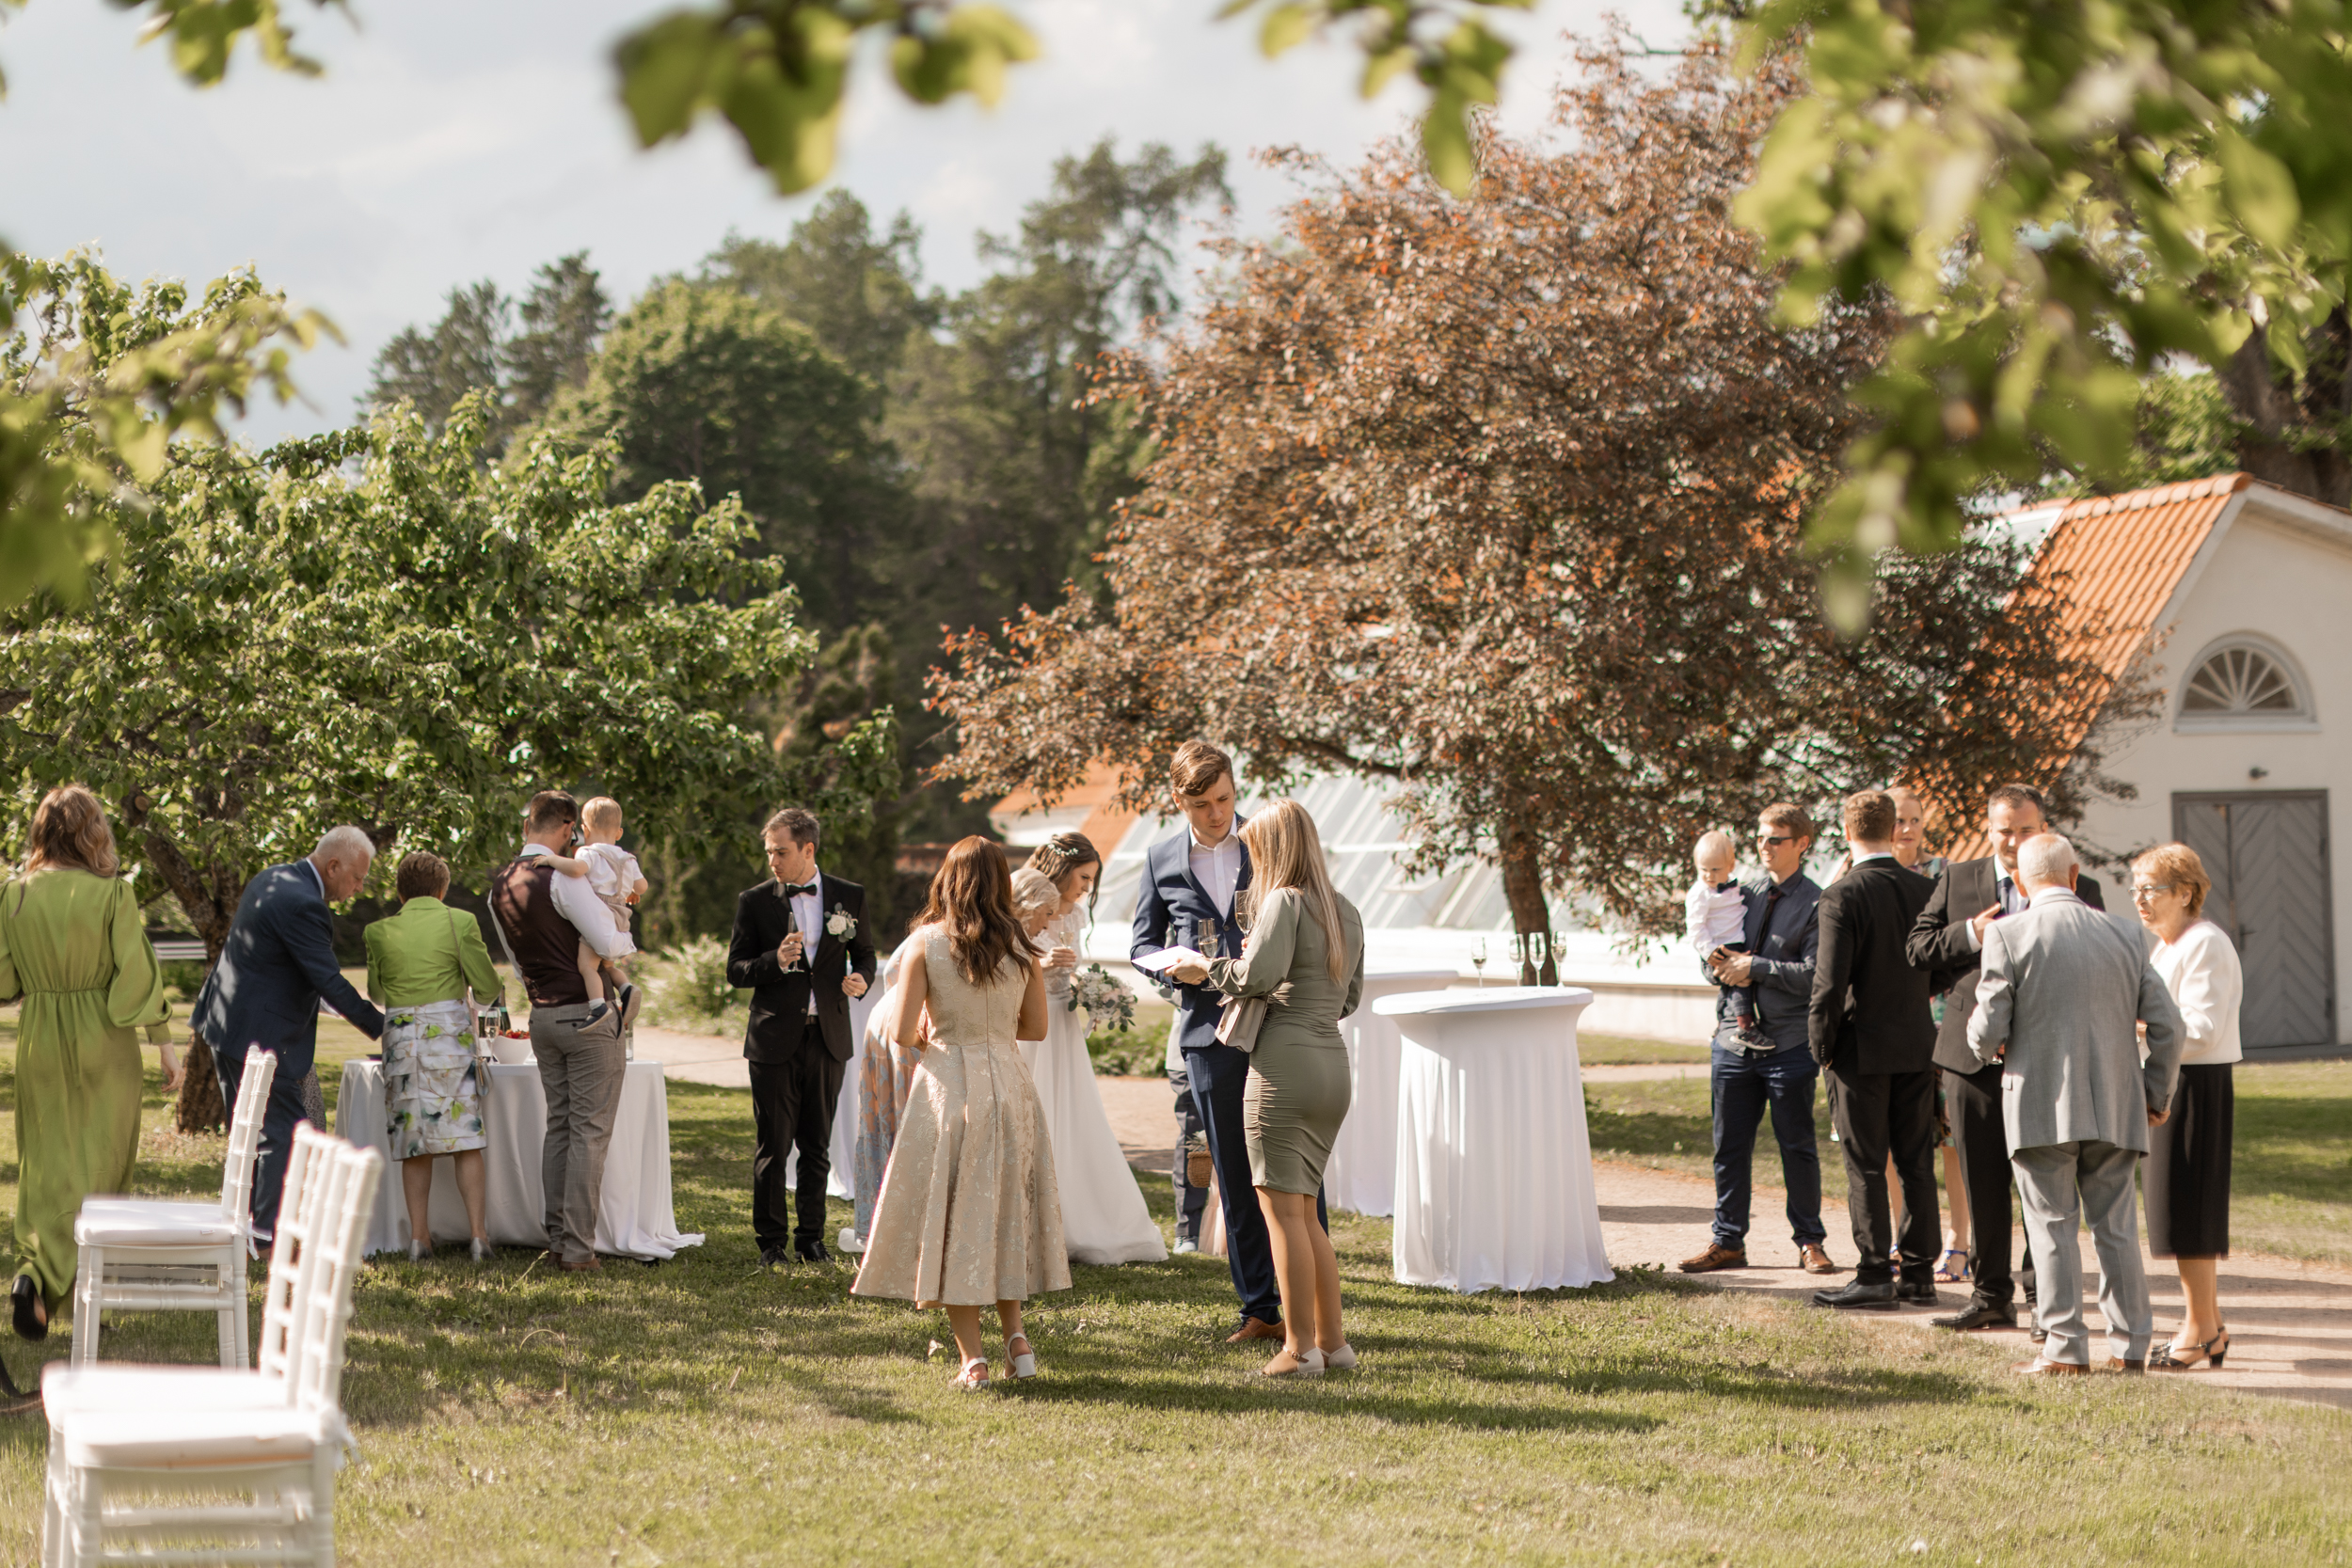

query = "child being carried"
[
  {"left": 1686, "top": 830, "right": 1769, "bottom": 1053},
  {"left": 540, "top": 796, "right": 650, "bottom": 1026}
]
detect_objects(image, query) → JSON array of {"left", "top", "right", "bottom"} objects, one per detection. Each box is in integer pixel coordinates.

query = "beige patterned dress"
[{"left": 851, "top": 927, "right": 1072, "bottom": 1307}]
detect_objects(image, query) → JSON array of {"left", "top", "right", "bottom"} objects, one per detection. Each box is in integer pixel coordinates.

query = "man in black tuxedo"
[
  {"left": 1906, "top": 782, "right": 2106, "bottom": 1332},
  {"left": 1809, "top": 791, "right": 1946, "bottom": 1310},
  {"left": 727, "top": 807, "right": 877, "bottom": 1265}
]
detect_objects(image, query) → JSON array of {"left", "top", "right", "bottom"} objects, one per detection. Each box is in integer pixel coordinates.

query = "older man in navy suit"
[
  {"left": 193, "top": 826, "right": 386, "bottom": 1243},
  {"left": 1131, "top": 740, "right": 1299, "bottom": 1342}
]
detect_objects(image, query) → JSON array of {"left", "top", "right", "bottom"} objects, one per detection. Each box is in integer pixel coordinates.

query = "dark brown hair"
[
  {"left": 764, "top": 805, "right": 819, "bottom": 847},
  {"left": 1169, "top": 740, "right": 1234, "bottom": 800},
  {"left": 526, "top": 790, "right": 580, "bottom": 833},
  {"left": 395, "top": 851, "right": 453, "bottom": 903},
  {"left": 917, "top": 836, "right": 1034, "bottom": 987},
  {"left": 1758, "top": 801, "right": 1814, "bottom": 844},
  {"left": 24, "top": 784, "right": 119, "bottom": 878},
  {"left": 1024, "top": 831, "right": 1102, "bottom": 920},
  {"left": 1842, "top": 790, "right": 1898, "bottom": 845},
  {"left": 1984, "top": 782, "right": 2047, "bottom": 817}
]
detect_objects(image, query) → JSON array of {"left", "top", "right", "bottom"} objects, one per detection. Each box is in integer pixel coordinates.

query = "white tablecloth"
[
  {"left": 783, "top": 989, "right": 882, "bottom": 1202},
  {"left": 337, "top": 1057, "right": 705, "bottom": 1260},
  {"left": 1323, "top": 969, "right": 1459, "bottom": 1217},
  {"left": 1379, "top": 986, "right": 1613, "bottom": 1293}
]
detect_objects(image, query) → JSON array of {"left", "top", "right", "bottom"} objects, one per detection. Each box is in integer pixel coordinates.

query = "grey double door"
[{"left": 2174, "top": 791, "right": 2336, "bottom": 1050}]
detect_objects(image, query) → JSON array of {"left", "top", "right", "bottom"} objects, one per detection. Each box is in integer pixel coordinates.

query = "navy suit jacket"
[
  {"left": 1130, "top": 826, "right": 1252, "bottom": 1055},
  {"left": 1705, "top": 869, "right": 1820, "bottom": 1054},
  {"left": 192, "top": 861, "right": 386, "bottom": 1079}
]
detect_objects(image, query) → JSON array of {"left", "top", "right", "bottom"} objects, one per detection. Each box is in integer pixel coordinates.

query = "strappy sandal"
[
  {"left": 951, "top": 1356, "right": 991, "bottom": 1391},
  {"left": 1933, "top": 1248, "right": 1970, "bottom": 1283},
  {"left": 2152, "top": 1326, "right": 2230, "bottom": 1370},
  {"left": 1006, "top": 1334, "right": 1038, "bottom": 1380}
]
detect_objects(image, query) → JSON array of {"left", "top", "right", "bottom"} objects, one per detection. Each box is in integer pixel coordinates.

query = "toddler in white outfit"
[
  {"left": 1687, "top": 830, "right": 1767, "bottom": 1053},
  {"left": 542, "top": 796, "right": 649, "bottom": 1024}
]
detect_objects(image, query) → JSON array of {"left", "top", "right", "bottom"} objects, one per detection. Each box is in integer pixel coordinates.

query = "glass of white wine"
[
  {"left": 1194, "top": 916, "right": 1221, "bottom": 964},
  {"left": 1470, "top": 936, "right": 1488, "bottom": 988}
]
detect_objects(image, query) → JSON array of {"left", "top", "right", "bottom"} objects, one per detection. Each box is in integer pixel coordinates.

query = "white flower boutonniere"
[{"left": 825, "top": 905, "right": 857, "bottom": 942}]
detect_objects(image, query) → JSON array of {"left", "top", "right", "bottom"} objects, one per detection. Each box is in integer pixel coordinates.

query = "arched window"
[{"left": 2175, "top": 635, "right": 2316, "bottom": 731}]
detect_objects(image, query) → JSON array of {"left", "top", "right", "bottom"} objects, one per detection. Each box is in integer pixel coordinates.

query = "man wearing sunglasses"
[{"left": 1681, "top": 802, "right": 1836, "bottom": 1276}]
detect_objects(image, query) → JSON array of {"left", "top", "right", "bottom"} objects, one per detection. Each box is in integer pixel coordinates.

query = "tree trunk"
[
  {"left": 2220, "top": 323, "right": 2352, "bottom": 508},
  {"left": 131, "top": 824, "right": 245, "bottom": 1133},
  {"left": 1498, "top": 816, "right": 1553, "bottom": 986}
]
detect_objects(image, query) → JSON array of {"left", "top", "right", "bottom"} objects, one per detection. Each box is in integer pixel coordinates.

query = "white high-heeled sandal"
[
  {"left": 952, "top": 1357, "right": 991, "bottom": 1391},
  {"left": 1262, "top": 1347, "right": 1325, "bottom": 1378},
  {"left": 1322, "top": 1343, "right": 1358, "bottom": 1370},
  {"left": 406, "top": 1238, "right": 432, "bottom": 1263},
  {"left": 1007, "top": 1334, "right": 1039, "bottom": 1379}
]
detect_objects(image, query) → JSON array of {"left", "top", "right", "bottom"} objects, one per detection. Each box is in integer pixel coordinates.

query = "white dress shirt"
[
  {"left": 1187, "top": 828, "right": 1242, "bottom": 919},
  {"left": 1962, "top": 863, "right": 2027, "bottom": 953},
  {"left": 519, "top": 843, "right": 632, "bottom": 959},
  {"left": 787, "top": 872, "right": 824, "bottom": 1015}
]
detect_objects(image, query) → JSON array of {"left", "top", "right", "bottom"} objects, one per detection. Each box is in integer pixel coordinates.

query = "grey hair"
[
  {"left": 2015, "top": 832, "right": 2076, "bottom": 891},
  {"left": 1009, "top": 867, "right": 1061, "bottom": 920},
  {"left": 311, "top": 825, "right": 376, "bottom": 864}
]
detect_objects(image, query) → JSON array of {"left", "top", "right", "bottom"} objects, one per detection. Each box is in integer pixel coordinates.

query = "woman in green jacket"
[
  {"left": 364, "top": 850, "right": 504, "bottom": 1261},
  {"left": 5, "top": 785, "right": 178, "bottom": 1347}
]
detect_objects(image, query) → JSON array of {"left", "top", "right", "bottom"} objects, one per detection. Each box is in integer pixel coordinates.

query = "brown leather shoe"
[
  {"left": 2105, "top": 1357, "right": 2148, "bottom": 1374},
  {"left": 2014, "top": 1357, "right": 2088, "bottom": 1378},
  {"left": 1678, "top": 1243, "right": 1748, "bottom": 1273},
  {"left": 560, "top": 1256, "right": 602, "bottom": 1274},
  {"left": 1799, "top": 1244, "right": 1839, "bottom": 1275},
  {"left": 1226, "top": 1316, "right": 1284, "bottom": 1343}
]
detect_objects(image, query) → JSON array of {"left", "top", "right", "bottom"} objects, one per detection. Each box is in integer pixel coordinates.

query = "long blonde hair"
[{"left": 1239, "top": 799, "right": 1348, "bottom": 981}]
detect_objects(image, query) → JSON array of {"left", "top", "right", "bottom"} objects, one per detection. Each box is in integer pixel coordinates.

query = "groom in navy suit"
[
  {"left": 1131, "top": 740, "right": 1293, "bottom": 1342},
  {"left": 194, "top": 826, "right": 387, "bottom": 1243}
]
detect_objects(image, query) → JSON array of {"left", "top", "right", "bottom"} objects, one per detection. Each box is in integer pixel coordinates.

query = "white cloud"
[{"left": 0, "top": 0, "right": 1690, "bottom": 441}]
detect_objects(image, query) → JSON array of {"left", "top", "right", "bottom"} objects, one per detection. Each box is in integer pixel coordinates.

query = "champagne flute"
[
  {"left": 1194, "top": 915, "right": 1222, "bottom": 963},
  {"left": 1470, "top": 936, "right": 1488, "bottom": 989},
  {"left": 1533, "top": 929, "right": 1556, "bottom": 988}
]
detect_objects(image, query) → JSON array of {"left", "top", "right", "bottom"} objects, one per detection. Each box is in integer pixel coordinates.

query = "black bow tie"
[{"left": 779, "top": 881, "right": 818, "bottom": 897}]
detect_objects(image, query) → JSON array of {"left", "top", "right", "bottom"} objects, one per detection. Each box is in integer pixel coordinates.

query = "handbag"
[{"left": 1215, "top": 993, "right": 1267, "bottom": 1054}]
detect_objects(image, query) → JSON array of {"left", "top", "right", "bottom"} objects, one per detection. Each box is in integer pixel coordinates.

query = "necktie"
[
  {"left": 1997, "top": 875, "right": 2017, "bottom": 916},
  {"left": 779, "top": 881, "right": 818, "bottom": 898},
  {"left": 1757, "top": 882, "right": 1785, "bottom": 946}
]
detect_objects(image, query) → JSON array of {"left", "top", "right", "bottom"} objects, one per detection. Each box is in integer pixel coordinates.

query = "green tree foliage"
[
  {"left": 2043, "top": 370, "right": 2241, "bottom": 499},
  {"left": 701, "top": 193, "right": 938, "bottom": 388},
  {"left": 526, "top": 278, "right": 883, "bottom": 632},
  {"left": 1739, "top": 0, "right": 2352, "bottom": 612},
  {"left": 364, "top": 253, "right": 612, "bottom": 450}
]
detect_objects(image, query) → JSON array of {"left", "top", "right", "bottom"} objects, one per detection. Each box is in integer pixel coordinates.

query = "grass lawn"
[
  {"left": 1576, "top": 1032, "right": 1712, "bottom": 1066},
  {"left": 2, "top": 1030, "right": 2351, "bottom": 1563},
  {"left": 1584, "top": 1060, "right": 2352, "bottom": 1265}
]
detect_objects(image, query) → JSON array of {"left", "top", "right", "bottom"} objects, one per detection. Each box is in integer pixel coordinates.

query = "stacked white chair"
[
  {"left": 72, "top": 1049, "right": 278, "bottom": 1369},
  {"left": 42, "top": 1124, "right": 384, "bottom": 1568}
]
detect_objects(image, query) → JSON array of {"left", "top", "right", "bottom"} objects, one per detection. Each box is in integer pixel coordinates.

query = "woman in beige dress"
[
  {"left": 851, "top": 837, "right": 1071, "bottom": 1389},
  {"left": 1171, "top": 799, "right": 1365, "bottom": 1377}
]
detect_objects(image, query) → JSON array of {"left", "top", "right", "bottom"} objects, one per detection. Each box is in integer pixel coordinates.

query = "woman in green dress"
[
  {"left": 364, "top": 851, "right": 505, "bottom": 1262},
  {"left": 5, "top": 784, "right": 179, "bottom": 1347},
  {"left": 1176, "top": 798, "right": 1365, "bottom": 1379}
]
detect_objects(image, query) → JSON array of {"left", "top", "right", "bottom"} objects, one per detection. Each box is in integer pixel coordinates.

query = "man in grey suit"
[{"left": 1968, "top": 832, "right": 2185, "bottom": 1376}]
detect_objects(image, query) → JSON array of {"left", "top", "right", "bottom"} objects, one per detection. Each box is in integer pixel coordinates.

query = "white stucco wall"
[{"left": 2072, "top": 499, "right": 2352, "bottom": 1043}]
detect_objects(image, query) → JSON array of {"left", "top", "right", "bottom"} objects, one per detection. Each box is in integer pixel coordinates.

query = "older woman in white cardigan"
[{"left": 2130, "top": 842, "right": 2243, "bottom": 1371}]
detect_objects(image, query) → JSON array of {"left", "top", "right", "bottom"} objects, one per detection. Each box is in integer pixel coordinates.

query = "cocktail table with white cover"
[
  {"left": 1321, "top": 969, "right": 1456, "bottom": 1217},
  {"left": 336, "top": 1057, "right": 703, "bottom": 1259},
  {"left": 1377, "top": 986, "right": 1613, "bottom": 1293}
]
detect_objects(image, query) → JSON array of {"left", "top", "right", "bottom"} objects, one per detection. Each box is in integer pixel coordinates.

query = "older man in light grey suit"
[{"left": 1968, "top": 832, "right": 2185, "bottom": 1375}]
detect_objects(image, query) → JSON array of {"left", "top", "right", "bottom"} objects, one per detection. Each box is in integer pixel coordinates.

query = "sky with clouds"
[{"left": 0, "top": 0, "right": 1691, "bottom": 441}]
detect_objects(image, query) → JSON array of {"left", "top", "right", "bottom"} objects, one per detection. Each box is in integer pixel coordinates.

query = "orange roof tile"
[
  {"left": 1941, "top": 473, "right": 2251, "bottom": 861},
  {"left": 989, "top": 757, "right": 1140, "bottom": 859}
]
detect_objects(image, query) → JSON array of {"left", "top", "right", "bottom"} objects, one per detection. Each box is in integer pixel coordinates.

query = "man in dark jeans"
[{"left": 1681, "top": 801, "right": 1838, "bottom": 1276}]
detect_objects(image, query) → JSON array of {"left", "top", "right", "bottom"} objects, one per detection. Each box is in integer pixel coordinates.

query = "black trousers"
[
  {"left": 1827, "top": 1064, "right": 1939, "bottom": 1286},
  {"left": 749, "top": 1022, "right": 846, "bottom": 1251},
  {"left": 1946, "top": 1057, "right": 2036, "bottom": 1309}
]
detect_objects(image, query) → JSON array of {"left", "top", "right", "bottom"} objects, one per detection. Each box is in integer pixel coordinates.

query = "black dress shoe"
[
  {"left": 1895, "top": 1279, "right": 1940, "bottom": 1306},
  {"left": 1931, "top": 1302, "right": 2017, "bottom": 1331},
  {"left": 1812, "top": 1279, "right": 1899, "bottom": 1309},
  {"left": 9, "top": 1275, "right": 47, "bottom": 1343},
  {"left": 796, "top": 1239, "right": 831, "bottom": 1264},
  {"left": 758, "top": 1246, "right": 791, "bottom": 1269}
]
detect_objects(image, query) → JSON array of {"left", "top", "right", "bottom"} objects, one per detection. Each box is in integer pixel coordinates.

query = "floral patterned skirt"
[{"left": 383, "top": 999, "right": 486, "bottom": 1159}]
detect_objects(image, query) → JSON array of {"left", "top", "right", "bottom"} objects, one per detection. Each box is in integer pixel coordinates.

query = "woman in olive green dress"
[
  {"left": 5, "top": 784, "right": 179, "bottom": 1347},
  {"left": 1174, "top": 799, "right": 1365, "bottom": 1378},
  {"left": 364, "top": 851, "right": 505, "bottom": 1261}
]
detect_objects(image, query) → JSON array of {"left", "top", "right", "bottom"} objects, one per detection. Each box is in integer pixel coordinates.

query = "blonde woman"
[
  {"left": 4, "top": 785, "right": 178, "bottom": 1349},
  {"left": 1170, "top": 799, "right": 1365, "bottom": 1377},
  {"left": 2130, "top": 842, "right": 2243, "bottom": 1370}
]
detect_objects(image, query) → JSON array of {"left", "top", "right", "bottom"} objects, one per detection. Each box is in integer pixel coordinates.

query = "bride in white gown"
[{"left": 1012, "top": 837, "right": 1168, "bottom": 1266}]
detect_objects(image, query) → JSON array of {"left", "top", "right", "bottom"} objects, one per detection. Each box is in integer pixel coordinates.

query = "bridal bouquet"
[{"left": 1068, "top": 964, "right": 1136, "bottom": 1031}]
